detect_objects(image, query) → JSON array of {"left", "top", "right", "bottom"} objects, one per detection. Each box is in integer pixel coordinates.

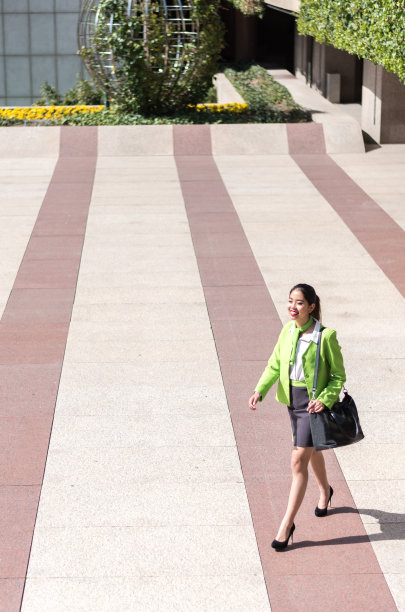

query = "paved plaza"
[{"left": 0, "top": 114, "right": 404, "bottom": 611}]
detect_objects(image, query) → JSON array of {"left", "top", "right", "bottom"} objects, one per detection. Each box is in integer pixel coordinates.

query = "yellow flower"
[
  {"left": 0, "top": 104, "right": 105, "bottom": 122},
  {"left": 189, "top": 102, "right": 248, "bottom": 114}
]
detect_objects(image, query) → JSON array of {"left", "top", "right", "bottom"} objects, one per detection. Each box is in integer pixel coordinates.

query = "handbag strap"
[{"left": 312, "top": 323, "right": 322, "bottom": 400}]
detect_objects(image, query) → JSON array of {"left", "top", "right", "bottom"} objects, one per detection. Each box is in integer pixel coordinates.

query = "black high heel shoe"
[
  {"left": 271, "top": 523, "right": 295, "bottom": 550},
  {"left": 315, "top": 486, "right": 334, "bottom": 517}
]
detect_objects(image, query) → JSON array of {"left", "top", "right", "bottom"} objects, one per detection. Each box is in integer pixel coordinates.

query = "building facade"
[{"left": 0, "top": 0, "right": 84, "bottom": 106}]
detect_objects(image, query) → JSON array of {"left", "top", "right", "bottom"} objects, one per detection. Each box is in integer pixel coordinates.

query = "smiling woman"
[
  {"left": 248, "top": 283, "right": 346, "bottom": 550},
  {"left": 288, "top": 283, "right": 321, "bottom": 327}
]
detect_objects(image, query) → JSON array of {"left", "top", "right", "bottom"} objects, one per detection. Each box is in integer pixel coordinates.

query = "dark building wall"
[
  {"left": 295, "top": 28, "right": 362, "bottom": 103},
  {"left": 221, "top": 3, "right": 295, "bottom": 70},
  {"left": 220, "top": 4, "right": 257, "bottom": 62},
  {"left": 294, "top": 30, "right": 310, "bottom": 79},
  {"left": 256, "top": 5, "right": 295, "bottom": 71},
  {"left": 380, "top": 70, "right": 405, "bottom": 142},
  {"left": 323, "top": 45, "right": 362, "bottom": 102},
  {"left": 362, "top": 60, "right": 405, "bottom": 143}
]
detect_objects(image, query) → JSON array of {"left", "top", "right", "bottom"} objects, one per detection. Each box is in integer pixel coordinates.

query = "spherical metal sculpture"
[{"left": 78, "top": 0, "right": 223, "bottom": 113}]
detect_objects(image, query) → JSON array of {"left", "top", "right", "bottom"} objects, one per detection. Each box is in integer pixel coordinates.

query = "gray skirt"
[{"left": 288, "top": 385, "right": 313, "bottom": 448}]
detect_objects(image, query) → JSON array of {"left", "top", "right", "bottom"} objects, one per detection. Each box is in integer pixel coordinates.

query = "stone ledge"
[{"left": 214, "top": 73, "right": 246, "bottom": 105}]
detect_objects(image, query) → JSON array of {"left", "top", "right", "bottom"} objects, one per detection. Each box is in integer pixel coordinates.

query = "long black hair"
[{"left": 290, "top": 283, "right": 322, "bottom": 321}]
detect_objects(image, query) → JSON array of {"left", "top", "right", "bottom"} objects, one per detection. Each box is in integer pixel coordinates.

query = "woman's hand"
[
  {"left": 249, "top": 392, "right": 261, "bottom": 410},
  {"left": 307, "top": 399, "right": 326, "bottom": 413}
]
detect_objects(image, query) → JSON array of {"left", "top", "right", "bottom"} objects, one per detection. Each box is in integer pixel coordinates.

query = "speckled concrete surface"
[{"left": 0, "top": 120, "right": 403, "bottom": 611}]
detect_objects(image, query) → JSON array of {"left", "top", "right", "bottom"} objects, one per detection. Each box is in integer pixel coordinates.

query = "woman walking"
[{"left": 248, "top": 283, "right": 346, "bottom": 550}]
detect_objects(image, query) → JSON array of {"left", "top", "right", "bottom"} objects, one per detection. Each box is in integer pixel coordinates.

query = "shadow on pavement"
[{"left": 291, "top": 506, "right": 404, "bottom": 549}]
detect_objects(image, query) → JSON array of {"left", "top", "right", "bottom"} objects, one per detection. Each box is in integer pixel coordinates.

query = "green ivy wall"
[{"left": 297, "top": 0, "right": 405, "bottom": 83}]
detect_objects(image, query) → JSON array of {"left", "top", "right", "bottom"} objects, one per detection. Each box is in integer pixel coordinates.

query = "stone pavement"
[
  {"left": 268, "top": 69, "right": 363, "bottom": 125},
  {"left": 0, "top": 121, "right": 404, "bottom": 612}
]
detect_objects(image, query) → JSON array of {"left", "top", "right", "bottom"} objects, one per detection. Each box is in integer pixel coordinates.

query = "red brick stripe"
[
  {"left": 287, "top": 124, "right": 405, "bottom": 298},
  {"left": 0, "top": 127, "right": 97, "bottom": 611},
  {"left": 174, "top": 124, "right": 397, "bottom": 612}
]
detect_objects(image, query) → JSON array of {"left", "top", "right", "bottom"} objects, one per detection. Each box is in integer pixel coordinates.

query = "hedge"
[{"left": 297, "top": 0, "right": 405, "bottom": 83}]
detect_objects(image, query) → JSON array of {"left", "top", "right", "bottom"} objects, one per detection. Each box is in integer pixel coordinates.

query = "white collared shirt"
[{"left": 289, "top": 321, "right": 321, "bottom": 382}]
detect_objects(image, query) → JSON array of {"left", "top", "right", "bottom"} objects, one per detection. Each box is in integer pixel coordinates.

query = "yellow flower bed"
[
  {"left": 0, "top": 102, "right": 248, "bottom": 124},
  {"left": 188, "top": 103, "right": 248, "bottom": 113},
  {"left": 0, "top": 105, "right": 104, "bottom": 121}
]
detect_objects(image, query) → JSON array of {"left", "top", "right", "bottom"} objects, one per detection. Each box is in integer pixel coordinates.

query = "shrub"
[
  {"left": 36, "top": 79, "right": 104, "bottom": 106},
  {"left": 228, "top": 0, "right": 264, "bottom": 16},
  {"left": 298, "top": 0, "right": 405, "bottom": 83},
  {"left": 62, "top": 79, "right": 104, "bottom": 105},
  {"left": 205, "top": 84, "right": 218, "bottom": 103},
  {"left": 79, "top": 0, "right": 224, "bottom": 115},
  {"left": 36, "top": 81, "right": 61, "bottom": 105}
]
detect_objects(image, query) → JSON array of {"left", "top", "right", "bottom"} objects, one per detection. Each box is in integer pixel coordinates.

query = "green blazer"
[{"left": 255, "top": 321, "right": 346, "bottom": 409}]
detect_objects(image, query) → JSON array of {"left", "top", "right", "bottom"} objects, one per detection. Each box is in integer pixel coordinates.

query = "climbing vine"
[{"left": 79, "top": 0, "right": 224, "bottom": 114}]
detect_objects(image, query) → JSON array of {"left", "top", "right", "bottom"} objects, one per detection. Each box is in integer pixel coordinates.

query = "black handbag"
[{"left": 309, "top": 330, "right": 364, "bottom": 451}]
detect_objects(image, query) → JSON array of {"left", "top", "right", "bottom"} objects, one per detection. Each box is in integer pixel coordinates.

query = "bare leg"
[
  {"left": 275, "top": 446, "right": 313, "bottom": 541},
  {"left": 310, "top": 450, "right": 330, "bottom": 509}
]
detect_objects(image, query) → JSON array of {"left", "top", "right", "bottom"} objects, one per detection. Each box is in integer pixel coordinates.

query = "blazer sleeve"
[
  {"left": 317, "top": 330, "right": 346, "bottom": 408},
  {"left": 254, "top": 332, "right": 282, "bottom": 400}
]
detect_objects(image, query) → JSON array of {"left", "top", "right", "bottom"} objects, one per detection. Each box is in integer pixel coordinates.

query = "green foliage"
[
  {"left": 80, "top": 0, "right": 224, "bottom": 114},
  {"left": 1, "top": 64, "right": 310, "bottom": 125},
  {"left": 224, "top": 64, "right": 311, "bottom": 122},
  {"left": 228, "top": 0, "right": 264, "bottom": 17},
  {"left": 62, "top": 79, "right": 104, "bottom": 105},
  {"left": 298, "top": 0, "right": 405, "bottom": 83},
  {"left": 46, "top": 107, "right": 246, "bottom": 125},
  {"left": 0, "top": 116, "right": 19, "bottom": 126},
  {"left": 36, "top": 79, "right": 104, "bottom": 105},
  {"left": 0, "top": 100, "right": 307, "bottom": 125},
  {"left": 205, "top": 84, "right": 218, "bottom": 103},
  {"left": 36, "top": 81, "right": 61, "bottom": 105}
]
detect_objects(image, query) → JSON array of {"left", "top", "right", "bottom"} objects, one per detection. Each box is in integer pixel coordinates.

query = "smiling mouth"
[{"left": 289, "top": 311, "right": 298, "bottom": 316}]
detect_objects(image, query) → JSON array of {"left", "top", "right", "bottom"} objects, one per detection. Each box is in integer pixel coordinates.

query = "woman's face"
[{"left": 288, "top": 289, "right": 315, "bottom": 326}]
